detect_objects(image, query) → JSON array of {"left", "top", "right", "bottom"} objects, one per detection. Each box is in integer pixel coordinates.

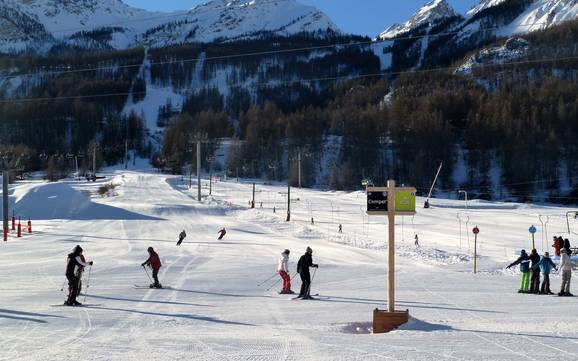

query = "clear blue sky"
[{"left": 124, "top": 0, "right": 481, "bottom": 36}]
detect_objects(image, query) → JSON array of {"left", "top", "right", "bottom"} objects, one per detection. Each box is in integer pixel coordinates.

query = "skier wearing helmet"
[
  {"left": 296, "top": 247, "right": 318, "bottom": 299},
  {"left": 141, "top": 247, "right": 162, "bottom": 288},
  {"left": 65, "top": 245, "right": 93, "bottom": 306}
]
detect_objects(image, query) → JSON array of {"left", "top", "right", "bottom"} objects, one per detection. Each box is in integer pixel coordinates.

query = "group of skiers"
[
  {"left": 276, "top": 247, "right": 319, "bottom": 299},
  {"left": 552, "top": 236, "right": 572, "bottom": 257},
  {"left": 64, "top": 227, "right": 229, "bottom": 306},
  {"left": 507, "top": 241, "right": 574, "bottom": 296}
]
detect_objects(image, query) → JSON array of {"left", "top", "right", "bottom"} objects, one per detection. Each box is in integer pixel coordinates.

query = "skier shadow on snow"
[
  {"left": 83, "top": 305, "right": 255, "bottom": 326},
  {"left": 316, "top": 296, "right": 504, "bottom": 314},
  {"left": 168, "top": 288, "right": 273, "bottom": 299},
  {"left": 0, "top": 308, "right": 65, "bottom": 324},
  {"left": 86, "top": 294, "right": 214, "bottom": 308},
  {"left": 228, "top": 228, "right": 267, "bottom": 235},
  {"left": 456, "top": 329, "right": 578, "bottom": 341}
]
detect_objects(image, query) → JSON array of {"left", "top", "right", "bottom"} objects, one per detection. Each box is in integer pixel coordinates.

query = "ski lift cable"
[
  {"left": 0, "top": 17, "right": 563, "bottom": 82},
  {"left": 4, "top": 53, "right": 578, "bottom": 104}
]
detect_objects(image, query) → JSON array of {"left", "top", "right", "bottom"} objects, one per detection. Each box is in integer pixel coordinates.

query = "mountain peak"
[{"left": 379, "top": 0, "right": 456, "bottom": 39}]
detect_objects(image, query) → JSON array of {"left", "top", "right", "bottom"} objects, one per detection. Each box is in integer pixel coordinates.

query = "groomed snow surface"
[{"left": 1, "top": 166, "right": 578, "bottom": 360}]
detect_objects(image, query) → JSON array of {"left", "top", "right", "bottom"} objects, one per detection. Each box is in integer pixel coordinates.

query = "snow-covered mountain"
[
  {"left": 141, "top": 0, "right": 340, "bottom": 47},
  {"left": 375, "top": 0, "right": 578, "bottom": 71},
  {"left": 0, "top": 0, "right": 339, "bottom": 53},
  {"left": 378, "top": 0, "right": 457, "bottom": 40}
]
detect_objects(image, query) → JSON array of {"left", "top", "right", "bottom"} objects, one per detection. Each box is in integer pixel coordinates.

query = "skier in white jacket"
[
  {"left": 559, "top": 248, "right": 573, "bottom": 296},
  {"left": 277, "top": 249, "right": 294, "bottom": 294}
]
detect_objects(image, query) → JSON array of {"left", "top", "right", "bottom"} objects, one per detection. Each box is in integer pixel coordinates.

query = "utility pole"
[
  {"left": 298, "top": 151, "right": 301, "bottom": 189},
  {"left": 197, "top": 141, "right": 201, "bottom": 202},
  {"left": 286, "top": 183, "right": 291, "bottom": 222},
  {"left": 75, "top": 156, "right": 80, "bottom": 181},
  {"left": 92, "top": 143, "right": 96, "bottom": 178}
]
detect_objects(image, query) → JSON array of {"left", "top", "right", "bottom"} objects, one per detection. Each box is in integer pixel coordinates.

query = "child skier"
[
  {"left": 218, "top": 228, "right": 227, "bottom": 240},
  {"left": 177, "top": 230, "right": 186, "bottom": 246},
  {"left": 533, "top": 252, "right": 557, "bottom": 295},
  {"left": 506, "top": 249, "right": 531, "bottom": 293},
  {"left": 277, "top": 249, "right": 294, "bottom": 294},
  {"left": 141, "top": 247, "right": 162, "bottom": 288},
  {"left": 296, "top": 247, "right": 318, "bottom": 300},
  {"left": 65, "top": 245, "right": 93, "bottom": 306},
  {"left": 559, "top": 248, "right": 573, "bottom": 296}
]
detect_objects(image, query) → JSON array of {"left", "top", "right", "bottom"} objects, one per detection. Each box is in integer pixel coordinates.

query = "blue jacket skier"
[{"left": 533, "top": 252, "right": 557, "bottom": 294}]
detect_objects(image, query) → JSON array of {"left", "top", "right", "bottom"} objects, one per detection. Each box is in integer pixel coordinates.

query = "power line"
[
  {"left": 0, "top": 18, "right": 566, "bottom": 83},
  {"left": 1, "top": 53, "right": 576, "bottom": 104}
]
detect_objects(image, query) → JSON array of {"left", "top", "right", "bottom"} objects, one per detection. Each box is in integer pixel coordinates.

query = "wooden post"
[
  {"left": 367, "top": 181, "right": 414, "bottom": 333},
  {"left": 387, "top": 179, "right": 396, "bottom": 313}
]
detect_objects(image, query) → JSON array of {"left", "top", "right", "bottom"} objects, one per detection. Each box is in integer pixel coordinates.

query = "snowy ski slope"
[{"left": 1, "top": 166, "right": 578, "bottom": 360}]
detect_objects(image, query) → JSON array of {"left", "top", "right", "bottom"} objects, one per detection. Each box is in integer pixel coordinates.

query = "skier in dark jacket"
[
  {"left": 142, "top": 247, "right": 162, "bottom": 288},
  {"left": 218, "top": 228, "right": 227, "bottom": 240},
  {"left": 506, "top": 249, "right": 531, "bottom": 293},
  {"left": 296, "top": 247, "right": 318, "bottom": 299},
  {"left": 528, "top": 249, "right": 541, "bottom": 294},
  {"left": 563, "top": 238, "right": 572, "bottom": 256},
  {"left": 65, "top": 245, "right": 93, "bottom": 306},
  {"left": 177, "top": 230, "right": 186, "bottom": 246}
]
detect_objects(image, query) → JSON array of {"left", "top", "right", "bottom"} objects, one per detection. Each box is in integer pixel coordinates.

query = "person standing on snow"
[
  {"left": 553, "top": 236, "right": 562, "bottom": 257},
  {"left": 506, "top": 249, "right": 531, "bottom": 293},
  {"left": 177, "top": 230, "right": 186, "bottom": 246},
  {"left": 559, "top": 248, "right": 573, "bottom": 297},
  {"left": 277, "top": 249, "right": 294, "bottom": 294},
  {"left": 65, "top": 245, "right": 93, "bottom": 306},
  {"left": 297, "top": 247, "right": 318, "bottom": 299},
  {"left": 218, "top": 228, "right": 227, "bottom": 240},
  {"left": 563, "top": 238, "right": 572, "bottom": 256},
  {"left": 141, "top": 247, "right": 162, "bottom": 288},
  {"left": 528, "top": 249, "right": 541, "bottom": 294},
  {"left": 533, "top": 252, "right": 557, "bottom": 295}
]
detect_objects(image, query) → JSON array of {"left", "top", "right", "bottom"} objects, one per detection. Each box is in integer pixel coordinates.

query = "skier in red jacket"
[
  {"left": 141, "top": 247, "right": 162, "bottom": 288},
  {"left": 553, "top": 236, "right": 562, "bottom": 257}
]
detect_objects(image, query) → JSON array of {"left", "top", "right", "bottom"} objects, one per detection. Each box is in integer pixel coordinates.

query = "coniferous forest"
[{"left": 1, "top": 22, "right": 578, "bottom": 202}]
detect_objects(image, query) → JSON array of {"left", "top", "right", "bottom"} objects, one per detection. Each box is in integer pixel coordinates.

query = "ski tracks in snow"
[{"left": 408, "top": 271, "right": 576, "bottom": 361}]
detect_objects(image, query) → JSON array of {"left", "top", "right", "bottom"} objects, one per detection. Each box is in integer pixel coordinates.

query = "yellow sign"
[{"left": 395, "top": 191, "right": 416, "bottom": 213}]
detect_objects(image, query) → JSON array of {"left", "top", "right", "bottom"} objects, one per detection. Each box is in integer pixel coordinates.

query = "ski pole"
[
  {"left": 257, "top": 273, "right": 278, "bottom": 287},
  {"left": 266, "top": 272, "right": 297, "bottom": 291},
  {"left": 83, "top": 265, "right": 93, "bottom": 303},
  {"left": 60, "top": 278, "right": 67, "bottom": 292},
  {"left": 142, "top": 265, "right": 153, "bottom": 283},
  {"left": 265, "top": 277, "right": 282, "bottom": 291},
  {"left": 306, "top": 267, "right": 318, "bottom": 297}
]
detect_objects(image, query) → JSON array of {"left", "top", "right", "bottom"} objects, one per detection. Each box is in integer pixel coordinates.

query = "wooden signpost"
[{"left": 367, "top": 180, "right": 416, "bottom": 333}]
